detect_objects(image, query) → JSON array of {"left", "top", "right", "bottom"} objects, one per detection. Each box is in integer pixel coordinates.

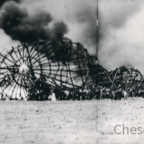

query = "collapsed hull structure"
[
  {"left": 0, "top": 38, "right": 142, "bottom": 100},
  {"left": 108, "top": 66, "right": 143, "bottom": 91},
  {"left": 0, "top": 38, "right": 105, "bottom": 100}
]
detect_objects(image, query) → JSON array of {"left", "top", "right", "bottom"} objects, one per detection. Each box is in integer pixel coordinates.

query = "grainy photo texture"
[
  {"left": 97, "top": 0, "right": 144, "bottom": 144},
  {"left": 1, "top": 0, "right": 143, "bottom": 144},
  {"left": 0, "top": 0, "right": 97, "bottom": 144}
]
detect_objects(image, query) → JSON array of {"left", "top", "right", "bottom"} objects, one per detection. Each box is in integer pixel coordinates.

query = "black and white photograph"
[
  {"left": 0, "top": 0, "right": 97, "bottom": 144},
  {"left": 0, "top": 0, "right": 144, "bottom": 144},
  {"left": 98, "top": 0, "right": 144, "bottom": 144}
]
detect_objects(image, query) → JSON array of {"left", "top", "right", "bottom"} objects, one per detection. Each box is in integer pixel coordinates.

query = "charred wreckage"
[{"left": 0, "top": 38, "right": 144, "bottom": 100}]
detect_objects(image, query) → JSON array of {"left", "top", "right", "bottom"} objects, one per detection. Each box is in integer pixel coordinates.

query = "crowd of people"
[
  {"left": 1, "top": 84, "right": 144, "bottom": 101},
  {"left": 46, "top": 84, "right": 144, "bottom": 101},
  {"left": 97, "top": 85, "right": 144, "bottom": 100}
]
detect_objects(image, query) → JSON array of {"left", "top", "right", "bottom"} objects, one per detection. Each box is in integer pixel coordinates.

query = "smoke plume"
[
  {"left": 24, "top": 0, "right": 97, "bottom": 54},
  {"left": 0, "top": 0, "right": 20, "bottom": 6},
  {"left": 63, "top": 0, "right": 97, "bottom": 54},
  {"left": 0, "top": 1, "right": 68, "bottom": 43},
  {"left": 74, "top": 8, "right": 97, "bottom": 53}
]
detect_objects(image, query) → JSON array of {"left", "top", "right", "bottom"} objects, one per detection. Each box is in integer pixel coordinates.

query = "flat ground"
[
  {"left": 1, "top": 98, "right": 144, "bottom": 144},
  {"left": 97, "top": 97, "right": 144, "bottom": 144},
  {"left": 0, "top": 100, "right": 97, "bottom": 144}
]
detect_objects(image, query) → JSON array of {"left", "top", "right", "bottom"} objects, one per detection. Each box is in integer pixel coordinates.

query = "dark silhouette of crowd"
[
  {"left": 26, "top": 82, "right": 144, "bottom": 101},
  {"left": 1, "top": 82, "right": 144, "bottom": 101}
]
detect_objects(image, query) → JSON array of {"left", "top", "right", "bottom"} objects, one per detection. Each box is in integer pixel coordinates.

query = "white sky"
[{"left": 98, "top": 0, "right": 144, "bottom": 74}]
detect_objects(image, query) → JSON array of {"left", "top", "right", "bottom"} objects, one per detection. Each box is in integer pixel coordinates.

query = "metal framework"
[
  {"left": 108, "top": 66, "right": 143, "bottom": 91},
  {"left": 0, "top": 38, "right": 94, "bottom": 100},
  {"left": 1, "top": 37, "right": 141, "bottom": 100}
]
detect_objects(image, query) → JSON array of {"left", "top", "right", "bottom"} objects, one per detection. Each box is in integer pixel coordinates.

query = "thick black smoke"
[
  {"left": 0, "top": 0, "right": 20, "bottom": 6},
  {"left": 0, "top": 1, "right": 68, "bottom": 43}
]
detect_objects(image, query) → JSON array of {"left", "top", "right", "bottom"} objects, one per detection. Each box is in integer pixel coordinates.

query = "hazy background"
[{"left": 98, "top": 0, "right": 144, "bottom": 74}]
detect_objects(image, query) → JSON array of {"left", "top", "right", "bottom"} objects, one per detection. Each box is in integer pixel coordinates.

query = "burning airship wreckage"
[
  {"left": 0, "top": 1, "right": 143, "bottom": 100},
  {"left": 0, "top": 0, "right": 112, "bottom": 100},
  {"left": 0, "top": 38, "right": 144, "bottom": 100},
  {"left": 0, "top": 38, "right": 106, "bottom": 100}
]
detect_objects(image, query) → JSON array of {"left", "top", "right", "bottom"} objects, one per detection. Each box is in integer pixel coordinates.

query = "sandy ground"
[
  {"left": 97, "top": 97, "right": 144, "bottom": 144},
  {"left": 1, "top": 98, "right": 144, "bottom": 144},
  {"left": 0, "top": 100, "right": 97, "bottom": 144}
]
